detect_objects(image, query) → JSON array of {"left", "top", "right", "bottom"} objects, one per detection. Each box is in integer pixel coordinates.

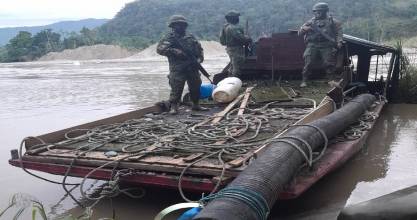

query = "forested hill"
[
  {"left": 0, "top": 19, "right": 108, "bottom": 46},
  {"left": 98, "top": 0, "right": 417, "bottom": 46}
]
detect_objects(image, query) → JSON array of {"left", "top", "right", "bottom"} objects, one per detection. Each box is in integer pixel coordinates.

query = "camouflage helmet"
[
  {"left": 312, "top": 2, "right": 329, "bottom": 11},
  {"left": 168, "top": 15, "right": 188, "bottom": 27},
  {"left": 225, "top": 10, "right": 240, "bottom": 18}
]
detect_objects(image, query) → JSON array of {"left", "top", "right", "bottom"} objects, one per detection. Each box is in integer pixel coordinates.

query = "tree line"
[
  {"left": 2, "top": 0, "right": 417, "bottom": 62},
  {"left": 0, "top": 27, "right": 101, "bottom": 62},
  {"left": 99, "top": 0, "right": 417, "bottom": 47}
]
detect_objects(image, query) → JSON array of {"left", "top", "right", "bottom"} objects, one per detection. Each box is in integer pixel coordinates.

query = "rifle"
[
  {"left": 244, "top": 19, "right": 254, "bottom": 57},
  {"left": 309, "top": 22, "right": 337, "bottom": 47},
  {"left": 171, "top": 36, "right": 213, "bottom": 84}
]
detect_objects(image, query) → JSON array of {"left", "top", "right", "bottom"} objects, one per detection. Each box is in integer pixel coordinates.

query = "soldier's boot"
[
  {"left": 300, "top": 77, "right": 307, "bottom": 88},
  {"left": 300, "top": 72, "right": 308, "bottom": 87},
  {"left": 192, "top": 101, "right": 208, "bottom": 111},
  {"left": 170, "top": 103, "right": 179, "bottom": 115}
]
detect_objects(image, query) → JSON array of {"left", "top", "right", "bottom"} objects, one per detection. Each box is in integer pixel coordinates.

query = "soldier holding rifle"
[
  {"left": 157, "top": 15, "right": 208, "bottom": 114},
  {"left": 298, "top": 2, "right": 343, "bottom": 88},
  {"left": 220, "top": 10, "right": 252, "bottom": 77}
]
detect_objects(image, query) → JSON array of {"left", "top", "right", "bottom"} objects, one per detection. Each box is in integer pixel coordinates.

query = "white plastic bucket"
[{"left": 212, "top": 77, "right": 242, "bottom": 103}]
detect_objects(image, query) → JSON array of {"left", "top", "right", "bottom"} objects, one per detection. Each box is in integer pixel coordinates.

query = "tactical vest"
[
  {"left": 305, "top": 17, "right": 337, "bottom": 44},
  {"left": 220, "top": 23, "right": 245, "bottom": 47},
  {"left": 160, "top": 32, "right": 202, "bottom": 73}
]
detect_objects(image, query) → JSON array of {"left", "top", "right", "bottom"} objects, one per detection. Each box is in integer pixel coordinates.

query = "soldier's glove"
[{"left": 171, "top": 48, "right": 187, "bottom": 59}]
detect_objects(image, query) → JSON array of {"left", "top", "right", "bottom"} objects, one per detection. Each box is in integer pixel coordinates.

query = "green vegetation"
[
  {"left": 5, "top": 31, "right": 34, "bottom": 62},
  {"left": 3, "top": 0, "right": 417, "bottom": 62},
  {"left": 0, "top": 19, "right": 108, "bottom": 46},
  {"left": 0, "top": 46, "right": 7, "bottom": 61},
  {"left": 62, "top": 28, "right": 102, "bottom": 49},
  {"left": 98, "top": 0, "right": 417, "bottom": 48},
  {"left": 0, "top": 28, "right": 102, "bottom": 62},
  {"left": 0, "top": 194, "right": 108, "bottom": 220},
  {"left": 0, "top": 194, "right": 47, "bottom": 220},
  {"left": 396, "top": 42, "right": 417, "bottom": 103}
]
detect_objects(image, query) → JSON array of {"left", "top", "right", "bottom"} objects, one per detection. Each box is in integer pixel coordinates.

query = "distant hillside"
[
  {"left": 98, "top": 0, "right": 417, "bottom": 45},
  {"left": 0, "top": 18, "right": 109, "bottom": 46}
]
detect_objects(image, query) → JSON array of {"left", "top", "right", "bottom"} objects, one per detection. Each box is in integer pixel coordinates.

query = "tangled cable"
[
  {"left": 334, "top": 111, "right": 378, "bottom": 142},
  {"left": 19, "top": 102, "right": 314, "bottom": 209}
]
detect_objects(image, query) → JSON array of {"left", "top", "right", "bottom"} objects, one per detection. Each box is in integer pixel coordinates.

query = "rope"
[
  {"left": 268, "top": 137, "right": 313, "bottom": 167},
  {"left": 18, "top": 137, "right": 79, "bottom": 186},
  {"left": 18, "top": 102, "right": 315, "bottom": 216},
  {"left": 290, "top": 124, "right": 329, "bottom": 163},
  {"left": 200, "top": 187, "right": 270, "bottom": 220},
  {"left": 178, "top": 151, "right": 222, "bottom": 202},
  {"left": 333, "top": 111, "right": 377, "bottom": 142}
]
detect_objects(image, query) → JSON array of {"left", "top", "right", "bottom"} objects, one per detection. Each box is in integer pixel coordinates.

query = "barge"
[{"left": 9, "top": 32, "right": 399, "bottom": 203}]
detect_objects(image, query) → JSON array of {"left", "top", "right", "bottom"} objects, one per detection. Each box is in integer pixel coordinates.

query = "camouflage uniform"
[
  {"left": 220, "top": 11, "right": 250, "bottom": 77},
  {"left": 157, "top": 31, "right": 204, "bottom": 106},
  {"left": 299, "top": 3, "right": 343, "bottom": 85}
]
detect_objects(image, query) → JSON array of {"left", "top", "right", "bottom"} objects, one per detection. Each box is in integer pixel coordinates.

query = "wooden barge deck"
[{"left": 9, "top": 83, "right": 385, "bottom": 200}]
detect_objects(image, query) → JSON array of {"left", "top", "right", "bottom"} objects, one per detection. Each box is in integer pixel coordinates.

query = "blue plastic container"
[{"left": 200, "top": 83, "right": 216, "bottom": 99}]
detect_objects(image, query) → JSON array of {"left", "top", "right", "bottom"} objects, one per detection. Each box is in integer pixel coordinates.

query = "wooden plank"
[
  {"left": 27, "top": 134, "right": 90, "bottom": 155},
  {"left": 40, "top": 149, "right": 229, "bottom": 170},
  {"left": 210, "top": 88, "right": 254, "bottom": 150},
  {"left": 211, "top": 94, "right": 245, "bottom": 124},
  {"left": 228, "top": 152, "right": 255, "bottom": 168},
  {"left": 41, "top": 150, "right": 128, "bottom": 161},
  {"left": 22, "top": 155, "right": 242, "bottom": 177},
  {"left": 237, "top": 87, "right": 255, "bottom": 116},
  {"left": 294, "top": 98, "right": 334, "bottom": 125},
  {"left": 183, "top": 153, "right": 205, "bottom": 163}
]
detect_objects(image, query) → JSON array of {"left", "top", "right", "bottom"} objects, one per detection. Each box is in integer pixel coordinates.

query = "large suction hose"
[{"left": 195, "top": 94, "right": 376, "bottom": 220}]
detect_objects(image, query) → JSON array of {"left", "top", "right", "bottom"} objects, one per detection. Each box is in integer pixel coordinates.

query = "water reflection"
[
  {"left": 272, "top": 104, "right": 417, "bottom": 220},
  {"left": 0, "top": 58, "right": 227, "bottom": 219},
  {"left": 346, "top": 105, "right": 417, "bottom": 205}
]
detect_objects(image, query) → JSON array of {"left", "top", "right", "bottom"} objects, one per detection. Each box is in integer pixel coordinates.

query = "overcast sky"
[{"left": 0, "top": 0, "right": 136, "bottom": 27}]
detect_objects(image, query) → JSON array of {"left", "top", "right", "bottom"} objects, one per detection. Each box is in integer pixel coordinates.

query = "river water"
[{"left": 0, "top": 58, "right": 416, "bottom": 220}]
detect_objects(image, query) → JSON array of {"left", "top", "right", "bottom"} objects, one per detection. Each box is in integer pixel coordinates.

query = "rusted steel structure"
[{"left": 242, "top": 32, "right": 400, "bottom": 99}]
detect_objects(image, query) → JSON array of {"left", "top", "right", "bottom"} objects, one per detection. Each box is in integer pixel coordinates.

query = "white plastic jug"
[{"left": 212, "top": 77, "right": 242, "bottom": 103}]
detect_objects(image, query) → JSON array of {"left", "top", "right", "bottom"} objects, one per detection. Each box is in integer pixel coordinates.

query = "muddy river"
[{"left": 0, "top": 58, "right": 416, "bottom": 220}]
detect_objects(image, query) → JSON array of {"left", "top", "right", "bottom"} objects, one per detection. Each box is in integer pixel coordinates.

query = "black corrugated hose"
[{"left": 194, "top": 94, "right": 376, "bottom": 220}]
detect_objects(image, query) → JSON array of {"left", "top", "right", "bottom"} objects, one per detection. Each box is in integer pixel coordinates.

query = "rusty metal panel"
[{"left": 256, "top": 32, "right": 306, "bottom": 71}]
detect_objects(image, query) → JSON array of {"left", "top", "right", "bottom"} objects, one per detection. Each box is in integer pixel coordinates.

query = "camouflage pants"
[
  {"left": 226, "top": 46, "right": 245, "bottom": 77},
  {"left": 168, "top": 70, "right": 201, "bottom": 104},
  {"left": 302, "top": 43, "right": 337, "bottom": 81}
]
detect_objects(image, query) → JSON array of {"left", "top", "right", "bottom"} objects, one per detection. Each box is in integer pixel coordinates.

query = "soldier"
[
  {"left": 298, "top": 2, "right": 343, "bottom": 87},
  {"left": 157, "top": 15, "right": 207, "bottom": 114},
  {"left": 220, "top": 10, "right": 252, "bottom": 77}
]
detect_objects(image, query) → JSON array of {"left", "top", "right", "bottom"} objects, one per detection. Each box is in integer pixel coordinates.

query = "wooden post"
[{"left": 237, "top": 87, "right": 255, "bottom": 116}]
